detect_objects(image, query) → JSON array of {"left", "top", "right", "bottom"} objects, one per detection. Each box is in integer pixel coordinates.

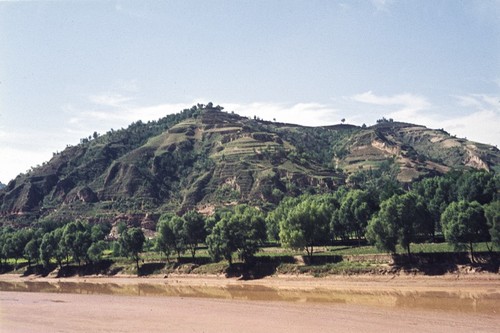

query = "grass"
[{"left": 1, "top": 242, "right": 497, "bottom": 278}]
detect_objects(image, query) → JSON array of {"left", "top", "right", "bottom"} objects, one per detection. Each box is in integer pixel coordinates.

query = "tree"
[
  {"left": 120, "top": 227, "right": 145, "bottom": 272},
  {"left": 3, "top": 229, "right": 31, "bottom": 269},
  {"left": 366, "top": 192, "right": 431, "bottom": 256},
  {"left": 91, "top": 222, "right": 111, "bottom": 243},
  {"left": 206, "top": 205, "right": 266, "bottom": 264},
  {"left": 168, "top": 216, "right": 187, "bottom": 260},
  {"left": 87, "top": 241, "right": 107, "bottom": 264},
  {"left": 413, "top": 176, "right": 456, "bottom": 239},
  {"left": 39, "top": 228, "right": 66, "bottom": 268},
  {"left": 484, "top": 201, "right": 500, "bottom": 249},
  {"left": 265, "top": 197, "right": 301, "bottom": 242},
  {"left": 365, "top": 196, "right": 399, "bottom": 253},
  {"left": 279, "top": 196, "right": 331, "bottom": 259},
  {"left": 24, "top": 229, "right": 42, "bottom": 268},
  {"left": 348, "top": 160, "right": 402, "bottom": 203},
  {"left": 62, "top": 221, "right": 92, "bottom": 266},
  {"left": 441, "top": 201, "right": 489, "bottom": 262},
  {"left": 182, "top": 210, "right": 206, "bottom": 259},
  {"left": 456, "top": 171, "right": 497, "bottom": 205},
  {"left": 155, "top": 219, "right": 175, "bottom": 262},
  {"left": 24, "top": 238, "right": 40, "bottom": 268},
  {"left": 335, "top": 190, "right": 376, "bottom": 244}
]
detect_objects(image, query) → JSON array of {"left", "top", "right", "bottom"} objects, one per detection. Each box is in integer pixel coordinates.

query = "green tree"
[
  {"left": 155, "top": 219, "right": 175, "bottom": 262},
  {"left": 24, "top": 238, "right": 39, "bottom": 268},
  {"left": 24, "top": 229, "right": 42, "bottom": 268},
  {"left": 456, "top": 171, "right": 497, "bottom": 205},
  {"left": 279, "top": 196, "right": 331, "bottom": 259},
  {"left": 91, "top": 222, "right": 112, "bottom": 243},
  {"left": 168, "top": 216, "right": 187, "bottom": 260},
  {"left": 484, "top": 201, "right": 500, "bottom": 249},
  {"left": 348, "top": 160, "right": 403, "bottom": 203},
  {"left": 366, "top": 192, "right": 431, "bottom": 256},
  {"left": 119, "top": 227, "right": 145, "bottom": 272},
  {"left": 39, "top": 228, "right": 66, "bottom": 268},
  {"left": 206, "top": 205, "right": 266, "bottom": 264},
  {"left": 441, "top": 201, "right": 489, "bottom": 262},
  {"left": 335, "top": 190, "right": 376, "bottom": 244},
  {"left": 265, "top": 196, "right": 300, "bottom": 242},
  {"left": 62, "top": 221, "right": 92, "bottom": 266},
  {"left": 3, "top": 229, "right": 31, "bottom": 269},
  {"left": 413, "top": 176, "right": 456, "bottom": 238},
  {"left": 87, "top": 240, "right": 107, "bottom": 264},
  {"left": 182, "top": 210, "right": 206, "bottom": 259}
]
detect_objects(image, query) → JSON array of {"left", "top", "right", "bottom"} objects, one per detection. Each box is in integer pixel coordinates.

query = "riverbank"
[
  {"left": 1, "top": 273, "right": 499, "bottom": 332},
  {"left": 1, "top": 270, "right": 500, "bottom": 293}
]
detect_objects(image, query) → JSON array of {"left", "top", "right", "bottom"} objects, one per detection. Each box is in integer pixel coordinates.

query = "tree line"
[{"left": 0, "top": 170, "right": 498, "bottom": 270}]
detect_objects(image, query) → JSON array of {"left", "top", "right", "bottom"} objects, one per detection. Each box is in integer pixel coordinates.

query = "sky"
[{"left": 1, "top": 0, "right": 499, "bottom": 184}]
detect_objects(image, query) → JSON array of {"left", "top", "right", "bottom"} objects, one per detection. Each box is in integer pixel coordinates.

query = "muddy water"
[{"left": 0, "top": 280, "right": 498, "bottom": 315}]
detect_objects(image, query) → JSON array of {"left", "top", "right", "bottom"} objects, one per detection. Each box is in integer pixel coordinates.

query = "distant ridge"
[{"left": 0, "top": 103, "right": 498, "bottom": 225}]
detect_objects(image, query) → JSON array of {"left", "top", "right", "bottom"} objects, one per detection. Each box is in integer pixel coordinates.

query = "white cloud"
[
  {"left": 441, "top": 94, "right": 500, "bottom": 145},
  {"left": 0, "top": 129, "right": 74, "bottom": 184},
  {"left": 221, "top": 102, "right": 341, "bottom": 126},
  {"left": 371, "top": 0, "right": 393, "bottom": 12},
  {"left": 351, "top": 90, "right": 431, "bottom": 117},
  {"left": 350, "top": 91, "right": 500, "bottom": 146},
  {"left": 89, "top": 93, "right": 134, "bottom": 108}
]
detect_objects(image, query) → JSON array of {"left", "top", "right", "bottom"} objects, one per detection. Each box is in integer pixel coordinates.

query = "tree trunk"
[
  {"left": 406, "top": 244, "right": 412, "bottom": 263},
  {"left": 306, "top": 245, "right": 314, "bottom": 263},
  {"left": 469, "top": 241, "right": 475, "bottom": 264},
  {"left": 191, "top": 247, "right": 196, "bottom": 260}
]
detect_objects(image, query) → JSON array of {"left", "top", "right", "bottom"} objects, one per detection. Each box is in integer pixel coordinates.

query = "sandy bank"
[
  {"left": 1, "top": 271, "right": 499, "bottom": 293},
  {"left": 1, "top": 288, "right": 499, "bottom": 333},
  {"left": 1, "top": 273, "right": 499, "bottom": 332}
]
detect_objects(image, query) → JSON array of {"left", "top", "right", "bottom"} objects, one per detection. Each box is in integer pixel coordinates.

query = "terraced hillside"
[
  {"left": 0, "top": 105, "right": 498, "bottom": 226},
  {"left": 338, "top": 121, "right": 499, "bottom": 182}
]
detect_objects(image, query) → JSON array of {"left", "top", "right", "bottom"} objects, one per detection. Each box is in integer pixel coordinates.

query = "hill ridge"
[{"left": 0, "top": 104, "right": 498, "bottom": 225}]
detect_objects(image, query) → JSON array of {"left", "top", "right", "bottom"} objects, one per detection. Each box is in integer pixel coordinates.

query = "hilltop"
[{"left": 0, "top": 104, "right": 498, "bottom": 226}]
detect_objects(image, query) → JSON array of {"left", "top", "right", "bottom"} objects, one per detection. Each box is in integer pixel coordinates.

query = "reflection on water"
[{"left": 0, "top": 280, "right": 498, "bottom": 315}]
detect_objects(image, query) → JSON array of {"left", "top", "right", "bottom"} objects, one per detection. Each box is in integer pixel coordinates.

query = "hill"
[
  {"left": 0, "top": 182, "right": 5, "bottom": 190},
  {"left": 0, "top": 104, "right": 498, "bottom": 226}
]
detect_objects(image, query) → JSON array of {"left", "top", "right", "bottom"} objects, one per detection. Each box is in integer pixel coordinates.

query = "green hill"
[{"left": 0, "top": 104, "right": 498, "bottom": 226}]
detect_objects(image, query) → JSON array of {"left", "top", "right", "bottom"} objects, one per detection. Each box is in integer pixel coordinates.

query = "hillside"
[
  {"left": 0, "top": 104, "right": 498, "bottom": 226},
  {"left": 337, "top": 120, "right": 499, "bottom": 182},
  {"left": 0, "top": 183, "right": 5, "bottom": 190}
]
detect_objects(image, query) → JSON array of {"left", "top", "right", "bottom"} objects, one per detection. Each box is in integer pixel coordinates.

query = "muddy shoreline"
[{"left": 1, "top": 273, "right": 499, "bottom": 332}]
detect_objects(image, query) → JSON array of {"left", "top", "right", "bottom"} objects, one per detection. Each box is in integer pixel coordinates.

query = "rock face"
[{"left": 0, "top": 106, "right": 498, "bottom": 225}]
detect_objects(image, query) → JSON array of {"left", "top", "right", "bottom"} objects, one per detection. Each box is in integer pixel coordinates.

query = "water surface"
[{"left": 0, "top": 280, "right": 498, "bottom": 315}]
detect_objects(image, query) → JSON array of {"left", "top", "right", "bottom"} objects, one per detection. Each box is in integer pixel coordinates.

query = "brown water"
[{"left": 0, "top": 280, "right": 498, "bottom": 315}]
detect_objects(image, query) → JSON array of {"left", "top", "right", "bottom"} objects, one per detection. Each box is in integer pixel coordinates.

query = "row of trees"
[
  {"left": 0, "top": 221, "right": 111, "bottom": 269},
  {"left": 154, "top": 170, "right": 498, "bottom": 263},
  {"left": 0, "top": 170, "right": 498, "bottom": 269}
]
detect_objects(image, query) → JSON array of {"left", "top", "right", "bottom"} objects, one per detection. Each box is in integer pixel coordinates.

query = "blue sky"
[{"left": 1, "top": 0, "right": 499, "bottom": 183}]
